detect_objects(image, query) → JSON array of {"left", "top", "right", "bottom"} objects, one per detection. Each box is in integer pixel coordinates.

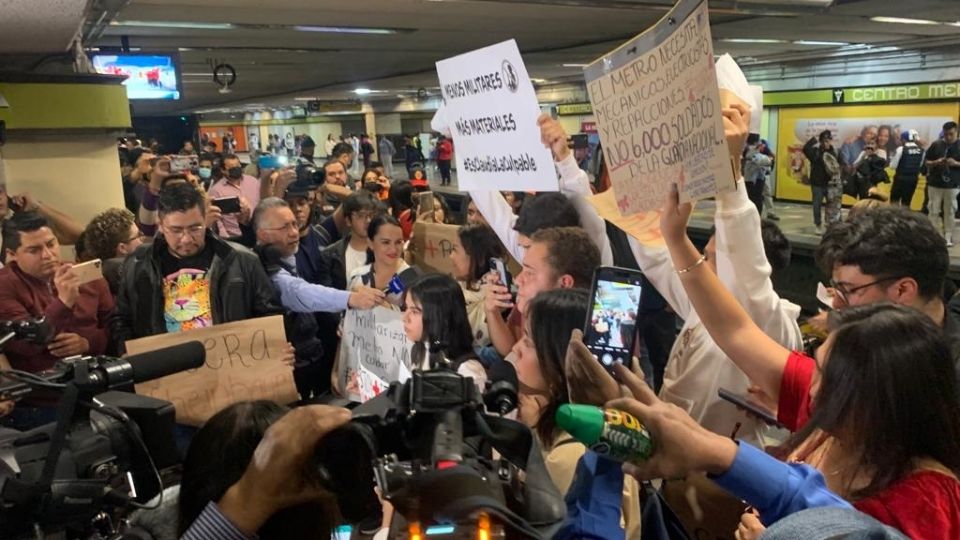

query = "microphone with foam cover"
[{"left": 127, "top": 340, "right": 206, "bottom": 384}]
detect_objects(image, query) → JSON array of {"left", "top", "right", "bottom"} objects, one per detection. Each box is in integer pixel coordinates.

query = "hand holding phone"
[
  {"left": 212, "top": 196, "right": 242, "bottom": 214},
  {"left": 489, "top": 257, "right": 512, "bottom": 290},
  {"left": 416, "top": 191, "right": 435, "bottom": 220},
  {"left": 583, "top": 266, "right": 644, "bottom": 373},
  {"left": 71, "top": 258, "right": 103, "bottom": 285}
]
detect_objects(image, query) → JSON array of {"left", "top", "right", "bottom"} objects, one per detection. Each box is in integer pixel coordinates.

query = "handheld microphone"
[
  {"left": 385, "top": 266, "right": 423, "bottom": 305},
  {"left": 484, "top": 361, "right": 519, "bottom": 416}
]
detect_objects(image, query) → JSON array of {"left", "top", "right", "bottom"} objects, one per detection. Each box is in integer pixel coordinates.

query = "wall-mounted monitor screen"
[{"left": 90, "top": 52, "right": 182, "bottom": 100}]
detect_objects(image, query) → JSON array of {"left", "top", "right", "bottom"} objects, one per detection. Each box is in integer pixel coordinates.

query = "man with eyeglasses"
[
  {"left": 114, "top": 183, "right": 281, "bottom": 350},
  {"left": 252, "top": 198, "right": 384, "bottom": 398},
  {"left": 816, "top": 205, "right": 960, "bottom": 390}
]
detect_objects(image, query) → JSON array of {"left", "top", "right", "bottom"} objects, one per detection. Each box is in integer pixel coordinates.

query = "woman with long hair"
[
  {"left": 402, "top": 273, "right": 486, "bottom": 388},
  {"left": 449, "top": 224, "right": 507, "bottom": 353},
  {"left": 659, "top": 184, "right": 960, "bottom": 539},
  {"left": 510, "top": 288, "right": 641, "bottom": 538},
  {"left": 347, "top": 214, "right": 409, "bottom": 297}
]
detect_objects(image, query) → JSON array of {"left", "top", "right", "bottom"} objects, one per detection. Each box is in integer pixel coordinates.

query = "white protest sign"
[
  {"left": 584, "top": 0, "right": 735, "bottom": 215},
  {"left": 338, "top": 307, "right": 413, "bottom": 403},
  {"left": 128, "top": 315, "right": 298, "bottom": 426},
  {"left": 435, "top": 39, "right": 557, "bottom": 192}
]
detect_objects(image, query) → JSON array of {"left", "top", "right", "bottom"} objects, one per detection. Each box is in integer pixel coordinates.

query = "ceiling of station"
[{"left": 3, "top": 0, "right": 960, "bottom": 115}]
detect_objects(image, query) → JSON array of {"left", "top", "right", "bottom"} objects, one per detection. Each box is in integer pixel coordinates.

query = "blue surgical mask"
[{"left": 198, "top": 167, "right": 212, "bottom": 179}]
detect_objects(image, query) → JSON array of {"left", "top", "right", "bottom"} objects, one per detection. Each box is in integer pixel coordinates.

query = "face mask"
[
  {"left": 227, "top": 166, "right": 243, "bottom": 179},
  {"left": 198, "top": 167, "right": 212, "bottom": 179}
]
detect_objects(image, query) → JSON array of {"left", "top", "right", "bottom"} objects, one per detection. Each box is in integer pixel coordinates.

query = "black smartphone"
[
  {"left": 489, "top": 257, "right": 512, "bottom": 290},
  {"left": 583, "top": 266, "right": 643, "bottom": 372},
  {"left": 571, "top": 133, "right": 589, "bottom": 149},
  {"left": 717, "top": 387, "right": 785, "bottom": 428},
  {"left": 212, "top": 196, "right": 242, "bottom": 214}
]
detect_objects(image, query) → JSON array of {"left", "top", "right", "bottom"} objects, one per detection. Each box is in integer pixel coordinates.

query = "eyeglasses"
[
  {"left": 125, "top": 232, "right": 146, "bottom": 243},
  {"left": 260, "top": 221, "right": 299, "bottom": 232},
  {"left": 830, "top": 276, "right": 901, "bottom": 305},
  {"left": 163, "top": 224, "right": 206, "bottom": 238}
]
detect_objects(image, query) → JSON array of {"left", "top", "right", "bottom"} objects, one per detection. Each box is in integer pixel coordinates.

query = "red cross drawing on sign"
[
  {"left": 617, "top": 195, "right": 630, "bottom": 213},
  {"left": 424, "top": 239, "right": 438, "bottom": 258},
  {"left": 372, "top": 379, "right": 382, "bottom": 396}
]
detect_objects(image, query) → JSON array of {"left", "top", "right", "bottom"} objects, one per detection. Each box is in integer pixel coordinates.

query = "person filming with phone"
[{"left": 0, "top": 212, "right": 114, "bottom": 431}]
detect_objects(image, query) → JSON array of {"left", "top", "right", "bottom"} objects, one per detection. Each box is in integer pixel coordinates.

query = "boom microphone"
[{"left": 127, "top": 340, "right": 206, "bottom": 384}]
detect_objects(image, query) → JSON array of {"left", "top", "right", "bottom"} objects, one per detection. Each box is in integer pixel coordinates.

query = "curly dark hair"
[{"left": 83, "top": 208, "right": 137, "bottom": 260}]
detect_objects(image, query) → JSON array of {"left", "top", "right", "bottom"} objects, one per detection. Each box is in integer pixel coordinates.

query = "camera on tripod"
[
  {"left": 0, "top": 318, "right": 205, "bottom": 539},
  {"left": 314, "top": 343, "right": 566, "bottom": 539}
]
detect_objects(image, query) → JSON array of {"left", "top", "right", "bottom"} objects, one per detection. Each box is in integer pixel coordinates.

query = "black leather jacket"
[{"left": 113, "top": 231, "right": 280, "bottom": 352}]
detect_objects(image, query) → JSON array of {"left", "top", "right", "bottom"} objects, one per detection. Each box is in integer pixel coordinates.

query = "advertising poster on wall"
[{"left": 776, "top": 102, "right": 960, "bottom": 209}]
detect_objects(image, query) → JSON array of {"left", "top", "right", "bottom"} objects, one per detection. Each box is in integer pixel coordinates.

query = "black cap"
[
  {"left": 283, "top": 180, "right": 315, "bottom": 200},
  {"left": 301, "top": 135, "right": 316, "bottom": 148},
  {"left": 819, "top": 129, "right": 833, "bottom": 141}
]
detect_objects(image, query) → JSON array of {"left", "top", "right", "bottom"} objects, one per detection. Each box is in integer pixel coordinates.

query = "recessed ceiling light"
[
  {"left": 293, "top": 25, "right": 397, "bottom": 35},
  {"left": 110, "top": 20, "right": 234, "bottom": 30},
  {"left": 870, "top": 16, "right": 940, "bottom": 25},
  {"left": 721, "top": 38, "right": 788, "bottom": 44},
  {"left": 793, "top": 40, "right": 849, "bottom": 46}
]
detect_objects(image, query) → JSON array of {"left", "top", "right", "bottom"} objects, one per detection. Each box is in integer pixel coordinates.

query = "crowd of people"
[
  {"left": 1, "top": 93, "right": 959, "bottom": 540},
  {"left": 799, "top": 121, "right": 960, "bottom": 243}
]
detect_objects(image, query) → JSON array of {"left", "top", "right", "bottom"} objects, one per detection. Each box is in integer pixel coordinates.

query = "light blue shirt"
[{"left": 271, "top": 259, "right": 351, "bottom": 314}]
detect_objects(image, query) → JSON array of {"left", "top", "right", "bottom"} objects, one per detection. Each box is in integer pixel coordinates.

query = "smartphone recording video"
[{"left": 583, "top": 266, "right": 644, "bottom": 372}]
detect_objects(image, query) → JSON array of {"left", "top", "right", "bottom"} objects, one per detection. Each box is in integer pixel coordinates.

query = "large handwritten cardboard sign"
[
  {"left": 411, "top": 221, "right": 460, "bottom": 275},
  {"left": 435, "top": 39, "right": 556, "bottom": 192},
  {"left": 338, "top": 307, "right": 413, "bottom": 403},
  {"left": 128, "top": 316, "right": 298, "bottom": 426},
  {"left": 584, "top": 0, "right": 734, "bottom": 215}
]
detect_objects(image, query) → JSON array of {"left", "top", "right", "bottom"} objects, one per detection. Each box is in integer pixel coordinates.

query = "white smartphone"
[{"left": 71, "top": 259, "right": 103, "bottom": 285}]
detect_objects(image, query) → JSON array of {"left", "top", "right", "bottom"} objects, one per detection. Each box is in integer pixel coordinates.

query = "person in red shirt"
[
  {"left": 656, "top": 105, "right": 960, "bottom": 540},
  {"left": 436, "top": 135, "right": 454, "bottom": 187},
  {"left": 0, "top": 212, "right": 113, "bottom": 430}
]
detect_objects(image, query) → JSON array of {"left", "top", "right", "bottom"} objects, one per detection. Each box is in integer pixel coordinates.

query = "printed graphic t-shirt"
[{"left": 160, "top": 244, "right": 215, "bottom": 333}]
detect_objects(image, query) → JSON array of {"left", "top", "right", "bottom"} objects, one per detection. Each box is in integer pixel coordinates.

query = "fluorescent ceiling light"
[
  {"left": 293, "top": 25, "right": 397, "bottom": 35},
  {"left": 353, "top": 88, "right": 373, "bottom": 95},
  {"left": 111, "top": 20, "right": 234, "bottom": 30},
  {"left": 794, "top": 40, "right": 849, "bottom": 46},
  {"left": 294, "top": 97, "right": 318, "bottom": 101},
  {"left": 562, "top": 63, "right": 588, "bottom": 68},
  {"left": 870, "top": 16, "right": 940, "bottom": 25},
  {"left": 721, "top": 38, "right": 787, "bottom": 44}
]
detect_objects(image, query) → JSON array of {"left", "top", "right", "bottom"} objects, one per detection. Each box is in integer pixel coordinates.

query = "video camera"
[
  {"left": 295, "top": 159, "right": 326, "bottom": 188},
  {"left": 0, "top": 319, "right": 206, "bottom": 539},
  {"left": 314, "top": 344, "right": 566, "bottom": 539}
]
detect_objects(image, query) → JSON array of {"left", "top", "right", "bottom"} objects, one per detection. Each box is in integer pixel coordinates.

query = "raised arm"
[
  {"left": 657, "top": 105, "right": 791, "bottom": 401},
  {"left": 468, "top": 189, "right": 523, "bottom": 263},
  {"left": 539, "top": 114, "right": 614, "bottom": 266}
]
